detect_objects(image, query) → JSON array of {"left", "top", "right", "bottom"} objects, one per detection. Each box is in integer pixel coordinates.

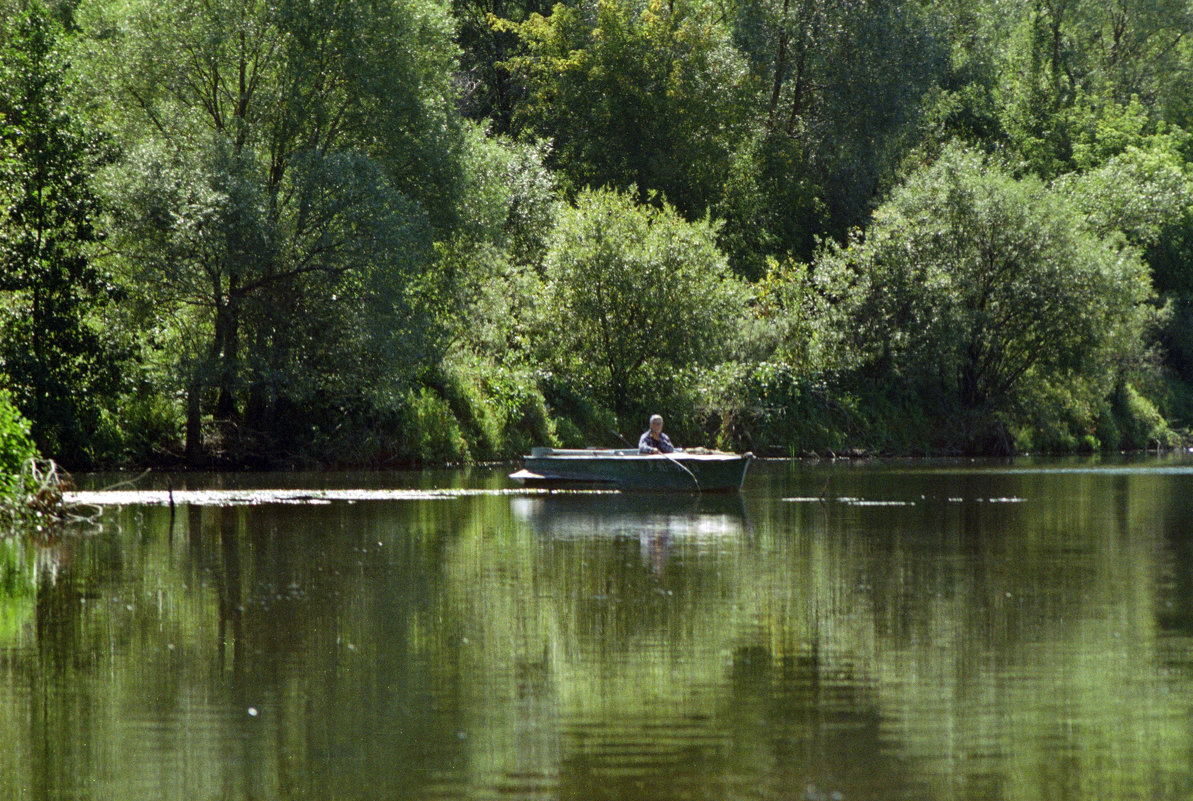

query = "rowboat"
[{"left": 509, "top": 448, "right": 753, "bottom": 492}]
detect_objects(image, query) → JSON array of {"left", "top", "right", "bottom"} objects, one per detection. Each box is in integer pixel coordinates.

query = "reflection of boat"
[
  {"left": 512, "top": 493, "right": 747, "bottom": 573},
  {"left": 509, "top": 491, "right": 748, "bottom": 542},
  {"left": 509, "top": 448, "right": 753, "bottom": 492}
]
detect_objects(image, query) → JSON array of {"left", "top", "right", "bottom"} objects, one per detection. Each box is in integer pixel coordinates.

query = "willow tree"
[
  {"left": 816, "top": 145, "right": 1155, "bottom": 451},
  {"left": 80, "top": 0, "right": 465, "bottom": 461}
]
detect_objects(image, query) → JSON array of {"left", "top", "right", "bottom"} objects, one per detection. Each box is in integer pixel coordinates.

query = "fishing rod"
[{"left": 661, "top": 450, "right": 701, "bottom": 491}]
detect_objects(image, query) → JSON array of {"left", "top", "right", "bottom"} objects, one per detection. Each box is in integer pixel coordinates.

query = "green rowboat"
[{"left": 510, "top": 448, "right": 753, "bottom": 492}]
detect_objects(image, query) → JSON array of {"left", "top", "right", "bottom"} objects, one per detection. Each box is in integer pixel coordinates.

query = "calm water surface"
[{"left": 3, "top": 456, "right": 1193, "bottom": 801}]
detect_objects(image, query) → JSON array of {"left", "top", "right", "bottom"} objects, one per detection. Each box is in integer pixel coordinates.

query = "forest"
[{"left": 1, "top": 0, "right": 1192, "bottom": 472}]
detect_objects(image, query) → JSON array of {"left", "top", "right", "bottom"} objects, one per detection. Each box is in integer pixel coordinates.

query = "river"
[{"left": 2, "top": 455, "right": 1192, "bottom": 801}]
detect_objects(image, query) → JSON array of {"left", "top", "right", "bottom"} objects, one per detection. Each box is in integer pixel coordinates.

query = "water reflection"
[
  {"left": 511, "top": 492, "right": 748, "bottom": 574},
  {"left": 2, "top": 459, "right": 1193, "bottom": 800}
]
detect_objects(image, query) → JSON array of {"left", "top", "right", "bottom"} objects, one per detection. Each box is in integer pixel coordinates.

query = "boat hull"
[{"left": 511, "top": 449, "right": 753, "bottom": 492}]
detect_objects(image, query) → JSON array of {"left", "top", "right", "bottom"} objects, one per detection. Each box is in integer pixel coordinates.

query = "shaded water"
[{"left": 3, "top": 456, "right": 1193, "bottom": 801}]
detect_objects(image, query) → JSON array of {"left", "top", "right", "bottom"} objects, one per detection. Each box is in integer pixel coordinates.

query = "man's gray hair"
[{"left": 649, "top": 414, "right": 663, "bottom": 425}]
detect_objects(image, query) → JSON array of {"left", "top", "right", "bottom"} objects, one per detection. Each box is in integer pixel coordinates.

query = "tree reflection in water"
[{"left": 1, "top": 460, "right": 1193, "bottom": 801}]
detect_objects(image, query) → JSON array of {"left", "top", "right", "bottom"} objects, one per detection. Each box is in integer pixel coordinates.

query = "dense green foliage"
[
  {"left": 0, "top": 2, "right": 119, "bottom": 462},
  {"left": 0, "top": 0, "right": 1191, "bottom": 465},
  {"left": 0, "top": 389, "right": 38, "bottom": 527},
  {"left": 500, "top": 0, "right": 755, "bottom": 220}
]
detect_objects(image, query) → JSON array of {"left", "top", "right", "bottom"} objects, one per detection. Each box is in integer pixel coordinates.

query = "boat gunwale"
[{"left": 527, "top": 448, "right": 748, "bottom": 462}]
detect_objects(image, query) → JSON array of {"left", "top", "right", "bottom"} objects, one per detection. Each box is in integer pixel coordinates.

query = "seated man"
[{"left": 638, "top": 414, "right": 675, "bottom": 454}]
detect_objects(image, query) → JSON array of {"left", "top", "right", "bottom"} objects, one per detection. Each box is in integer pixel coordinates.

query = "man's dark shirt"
[{"left": 638, "top": 430, "right": 675, "bottom": 453}]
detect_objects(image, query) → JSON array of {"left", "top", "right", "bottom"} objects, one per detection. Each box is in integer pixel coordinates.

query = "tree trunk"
[
  {"left": 30, "top": 285, "right": 45, "bottom": 449},
  {"left": 213, "top": 290, "right": 240, "bottom": 421},
  {"left": 767, "top": 0, "right": 791, "bottom": 131},
  {"left": 243, "top": 380, "right": 271, "bottom": 436},
  {"left": 185, "top": 376, "right": 203, "bottom": 465},
  {"left": 786, "top": 36, "right": 809, "bottom": 135}
]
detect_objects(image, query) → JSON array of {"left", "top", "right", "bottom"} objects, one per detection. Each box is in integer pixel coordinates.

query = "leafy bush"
[
  {"left": 539, "top": 373, "right": 621, "bottom": 449},
  {"left": 441, "top": 358, "right": 559, "bottom": 460},
  {"left": 695, "top": 362, "right": 855, "bottom": 456},
  {"left": 1003, "top": 371, "right": 1086, "bottom": 452},
  {"left": 0, "top": 391, "right": 38, "bottom": 528},
  {"left": 0, "top": 392, "right": 36, "bottom": 494},
  {"left": 406, "top": 388, "right": 470, "bottom": 465},
  {"left": 90, "top": 389, "right": 183, "bottom": 467},
  {"left": 539, "top": 187, "right": 747, "bottom": 415},
  {"left": 1109, "top": 383, "right": 1173, "bottom": 450}
]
